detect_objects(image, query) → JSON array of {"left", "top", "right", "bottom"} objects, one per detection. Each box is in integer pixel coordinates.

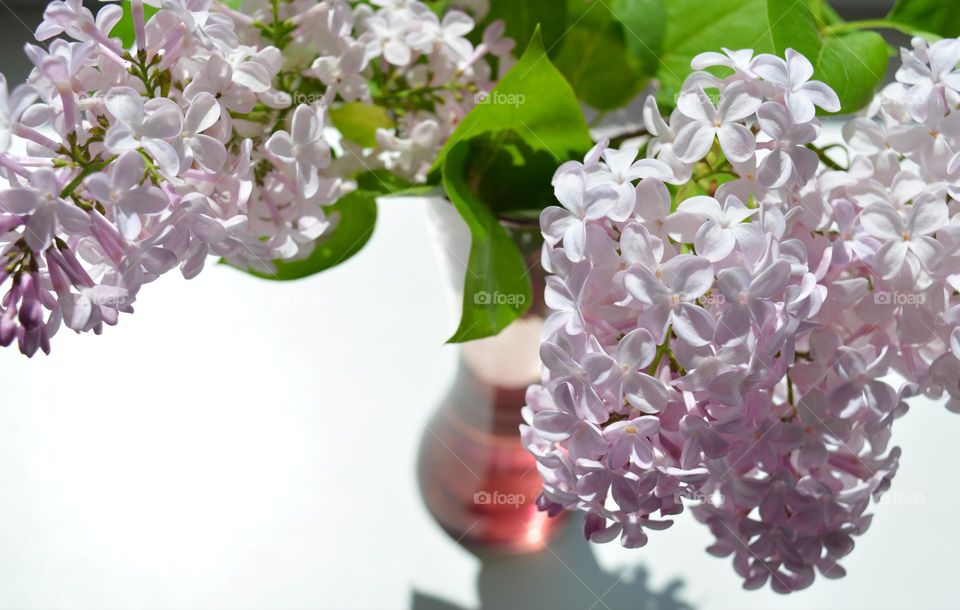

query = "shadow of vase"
[{"left": 410, "top": 514, "right": 695, "bottom": 610}]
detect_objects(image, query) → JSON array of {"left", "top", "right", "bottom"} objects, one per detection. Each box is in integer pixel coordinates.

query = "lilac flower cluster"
[
  {"left": 524, "top": 43, "right": 960, "bottom": 592},
  {"left": 0, "top": 0, "right": 508, "bottom": 355}
]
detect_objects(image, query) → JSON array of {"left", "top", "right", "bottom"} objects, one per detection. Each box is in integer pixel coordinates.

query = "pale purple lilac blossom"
[
  {"left": 0, "top": 0, "right": 507, "bottom": 355},
  {"left": 526, "top": 42, "right": 960, "bottom": 594}
]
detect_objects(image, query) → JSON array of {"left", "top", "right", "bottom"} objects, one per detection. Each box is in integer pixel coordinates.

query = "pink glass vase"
[{"left": 416, "top": 202, "right": 564, "bottom": 553}]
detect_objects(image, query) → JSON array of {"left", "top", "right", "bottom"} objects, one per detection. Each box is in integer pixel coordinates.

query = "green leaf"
[
  {"left": 460, "top": 131, "right": 560, "bottom": 219},
  {"left": 329, "top": 103, "right": 394, "bottom": 148},
  {"left": 552, "top": 0, "right": 653, "bottom": 110},
  {"left": 431, "top": 27, "right": 592, "bottom": 175},
  {"left": 767, "top": 0, "right": 888, "bottom": 114},
  {"left": 442, "top": 142, "right": 532, "bottom": 343},
  {"left": 655, "top": 0, "right": 775, "bottom": 108},
  {"left": 110, "top": 0, "right": 159, "bottom": 48},
  {"left": 888, "top": 0, "right": 960, "bottom": 38},
  {"left": 236, "top": 191, "right": 377, "bottom": 281},
  {"left": 814, "top": 32, "right": 889, "bottom": 114},
  {"left": 484, "top": 0, "right": 568, "bottom": 55},
  {"left": 433, "top": 27, "right": 590, "bottom": 341},
  {"left": 766, "top": 0, "right": 821, "bottom": 60}
]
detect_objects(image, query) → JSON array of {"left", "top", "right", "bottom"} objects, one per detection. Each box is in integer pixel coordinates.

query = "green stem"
[
  {"left": 271, "top": 0, "right": 281, "bottom": 47},
  {"left": 647, "top": 331, "right": 671, "bottom": 376},
  {"left": 807, "top": 143, "right": 845, "bottom": 171},
  {"left": 822, "top": 18, "right": 934, "bottom": 39},
  {"left": 59, "top": 158, "right": 114, "bottom": 199},
  {"left": 667, "top": 351, "right": 686, "bottom": 377}
]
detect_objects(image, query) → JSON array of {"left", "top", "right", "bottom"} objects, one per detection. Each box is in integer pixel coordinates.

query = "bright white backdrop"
[{"left": 0, "top": 192, "right": 957, "bottom": 610}]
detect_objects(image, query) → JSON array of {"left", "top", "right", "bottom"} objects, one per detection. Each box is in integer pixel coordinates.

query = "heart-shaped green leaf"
[{"left": 432, "top": 27, "right": 591, "bottom": 175}]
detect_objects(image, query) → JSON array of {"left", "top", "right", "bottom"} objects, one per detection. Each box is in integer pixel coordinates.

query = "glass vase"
[{"left": 416, "top": 200, "right": 564, "bottom": 553}]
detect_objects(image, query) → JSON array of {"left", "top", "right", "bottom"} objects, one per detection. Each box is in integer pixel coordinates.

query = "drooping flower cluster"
[
  {"left": 525, "top": 42, "right": 960, "bottom": 592},
  {"left": 0, "top": 0, "right": 508, "bottom": 355}
]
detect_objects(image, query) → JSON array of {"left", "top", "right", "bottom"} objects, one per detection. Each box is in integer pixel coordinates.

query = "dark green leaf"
[
  {"left": 236, "top": 190, "right": 377, "bottom": 281},
  {"left": 329, "top": 102, "right": 394, "bottom": 148},
  {"left": 888, "top": 0, "right": 960, "bottom": 38},
  {"left": 461, "top": 131, "right": 560, "bottom": 219},
  {"left": 442, "top": 142, "right": 532, "bottom": 343},
  {"left": 485, "top": 0, "right": 568, "bottom": 55},
  {"left": 553, "top": 0, "right": 652, "bottom": 110},
  {"left": 608, "top": 0, "right": 667, "bottom": 76}
]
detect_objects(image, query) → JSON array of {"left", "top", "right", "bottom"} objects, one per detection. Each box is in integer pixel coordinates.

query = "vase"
[{"left": 416, "top": 200, "right": 564, "bottom": 553}]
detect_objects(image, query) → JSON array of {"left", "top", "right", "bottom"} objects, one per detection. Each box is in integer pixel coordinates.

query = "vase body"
[{"left": 416, "top": 202, "right": 563, "bottom": 553}]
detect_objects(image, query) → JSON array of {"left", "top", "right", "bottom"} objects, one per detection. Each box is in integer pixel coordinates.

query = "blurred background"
[
  {"left": 0, "top": 0, "right": 904, "bottom": 85},
  {"left": 0, "top": 1, "right": 958, "bottom": 610}
]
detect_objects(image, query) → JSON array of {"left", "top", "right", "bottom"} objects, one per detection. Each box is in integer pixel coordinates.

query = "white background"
[{"left": 0, "top": 195, "right": 958, "bottom": 610}]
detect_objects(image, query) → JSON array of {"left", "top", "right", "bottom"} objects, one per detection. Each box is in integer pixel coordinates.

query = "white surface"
[{"left": 0, "top": 198, "right": 958, "bottom": 610}]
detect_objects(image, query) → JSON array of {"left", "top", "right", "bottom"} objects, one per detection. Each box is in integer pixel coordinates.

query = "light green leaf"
[
  {"left": 653, "top": 0, "right": 832, "bottom": 110},
  {"left": 656, "top": 0, "right": 775, "bottom": 108},
  {"left": 235, "top": 190, "right": 377, "bottom": 281},
  {"left": 888, "top": 0, "right": 960, "bottom": 38},
  {"left": 442, "top": 142, "right": 532, "bottom": 343},
  {"left": 767, "top": 0, "right": 888, "bottom": 114},
  {"left": 815, "top": 32, "right": 889, "bottom": 114},
  {"left": 431, "top": 27, "right": 592, "bottom": 174},
  {"left": 329, "top": 103, "right": 394, "bottom": 148},
  {"left": 766, "top": 0, "right": 821, "bottom": 60}
]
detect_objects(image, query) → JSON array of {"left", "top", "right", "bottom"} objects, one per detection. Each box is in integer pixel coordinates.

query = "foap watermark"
[
  {"left": 875, "top": 491, "right": 926, "bottom": 507},
  {"left": 474, "top": 291, "right": 526, "bottom": 306},
  {"left": 697, "top": 292, "right": 726, "bottom": 307},
  {"left": 474, "top": 91, "right": 525, "bottom": 108},
  {"left": 474, "top": 490, "right": 525, "bottom": 507},
  {"left": 674, "top": 87, "right": 721, "bottom": 108},
  {"left": 676, "top": 489, "right": 725, "bottom": 507},
  {"left": 276, "top": 91, "right": 324, "bottom": 106},
  {"left": 874, "top": 291, "right": 926, "bottom": 306}
]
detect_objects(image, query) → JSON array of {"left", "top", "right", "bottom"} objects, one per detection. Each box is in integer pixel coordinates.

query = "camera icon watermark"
[
  {"left": 473, "top": 490, "right": 525, "bottom": 507},
  {"left": 474, "top": 91, "right": 526, "bottom": 108},
  {"left": 473, "top": 291, "right": 526, "bottom": 306},
  {"left": 874, "top": 291, "right": 925, "bottom": 306}
]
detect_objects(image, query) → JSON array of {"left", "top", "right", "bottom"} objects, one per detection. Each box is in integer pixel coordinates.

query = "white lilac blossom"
[
  {"left": 0, "top": 0, "right": 507, "bottom": 355},
  {"left": 525, "top": 42, "right": 960, "bottom": 593}
]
